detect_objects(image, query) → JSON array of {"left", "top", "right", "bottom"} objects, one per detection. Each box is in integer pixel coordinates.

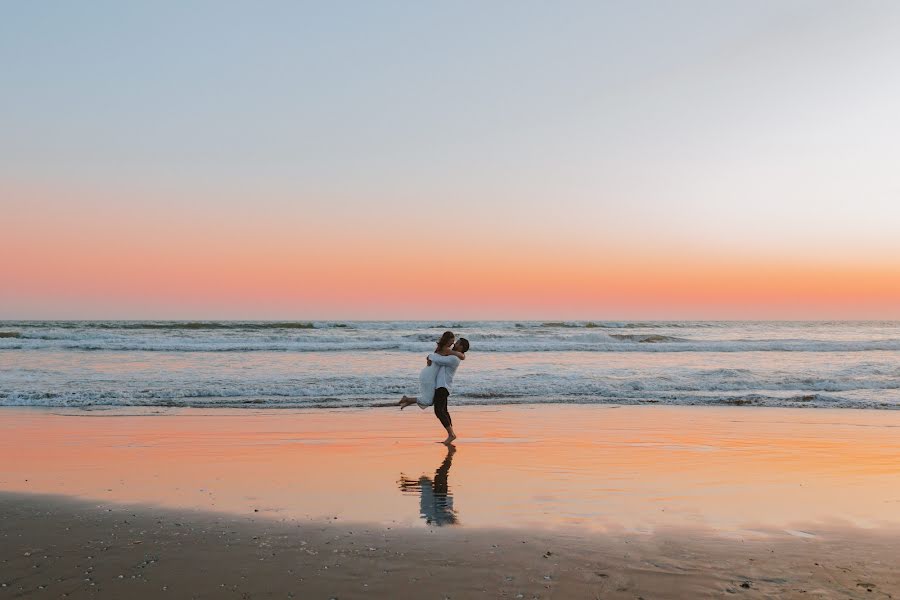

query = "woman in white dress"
[{"left": 399, "top": 331, "right": 466, "bottom": 410}]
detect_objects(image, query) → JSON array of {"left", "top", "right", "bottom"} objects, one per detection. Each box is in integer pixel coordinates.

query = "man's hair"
[{"left": 457, "top": 337, "right": 470, "bottom": 352}]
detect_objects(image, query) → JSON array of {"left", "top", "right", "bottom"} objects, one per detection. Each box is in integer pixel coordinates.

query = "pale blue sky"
[{"left": 2, "top": 1, "right": 899, "bottom": 318}]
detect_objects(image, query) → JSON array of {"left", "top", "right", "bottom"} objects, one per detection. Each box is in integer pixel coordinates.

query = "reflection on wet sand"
[
  {"left": 3, "top": 405, "right": 900, "bottom": 532},
  {"left": 398, "top": 444, "right": 458, "bottom": 525}
]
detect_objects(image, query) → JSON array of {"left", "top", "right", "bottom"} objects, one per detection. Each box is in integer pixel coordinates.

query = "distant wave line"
[
  {"left": 3, "top": 339, "right": 900, "bottom": 353},
  {"left": 1, "top": 392, "right": 897, "bottom": 410}
]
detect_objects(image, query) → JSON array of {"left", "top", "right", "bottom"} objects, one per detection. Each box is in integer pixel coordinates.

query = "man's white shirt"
[{"left": 428, "top": 353, "right": 461, "bottom": 390}]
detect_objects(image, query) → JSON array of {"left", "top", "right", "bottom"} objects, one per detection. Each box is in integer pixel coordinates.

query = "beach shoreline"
[
  {"left": 3, "top": 404, "right": 900, "bottom": 597},
  {"left": 4, "top": 404, "right": 900, "bottom": 530}
]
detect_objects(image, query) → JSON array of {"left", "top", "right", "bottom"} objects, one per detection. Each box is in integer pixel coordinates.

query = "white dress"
[{"left": 416, "top": 363, "right": 440, "bottom": 408}]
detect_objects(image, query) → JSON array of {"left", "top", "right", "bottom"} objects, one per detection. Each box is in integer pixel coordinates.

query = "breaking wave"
[{"left": 2, "top": 320, "right": 898, "bottom": 410}]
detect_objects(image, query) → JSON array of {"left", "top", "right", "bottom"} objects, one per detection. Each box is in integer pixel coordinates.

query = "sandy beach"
[{"left": 2, "top": 405, "right": 900, "bottom": 598}]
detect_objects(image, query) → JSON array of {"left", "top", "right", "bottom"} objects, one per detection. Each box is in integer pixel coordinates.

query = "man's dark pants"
[{"left": 433, "top": 387, "right": 451, "bottom": 428}]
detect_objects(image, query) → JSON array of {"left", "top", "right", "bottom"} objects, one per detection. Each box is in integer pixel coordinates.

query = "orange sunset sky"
[{"left": 2, "top": 2, "right": 899, "bottom": 320}]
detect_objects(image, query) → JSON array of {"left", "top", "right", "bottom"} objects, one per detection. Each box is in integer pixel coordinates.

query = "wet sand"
[
  {"left": 2, "top": 405, "right": 900, "bottom": 597},
  {"left": 3, "top": 491, "right": 899, "bottom": 599}
]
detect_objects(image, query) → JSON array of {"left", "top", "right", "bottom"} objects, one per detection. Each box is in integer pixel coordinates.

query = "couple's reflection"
[{"left": 398, "top": 444, "right": 458, "bottom": 526}]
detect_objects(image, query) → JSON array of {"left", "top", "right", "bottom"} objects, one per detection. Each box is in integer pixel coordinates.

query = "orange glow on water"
[{"left": 3, "top": 406, "right": 900, "bottom": 531}]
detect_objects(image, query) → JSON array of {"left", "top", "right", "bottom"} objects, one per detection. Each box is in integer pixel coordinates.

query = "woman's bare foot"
[{"left": 399, "top": 396, "right": 416, "bottom": 410}]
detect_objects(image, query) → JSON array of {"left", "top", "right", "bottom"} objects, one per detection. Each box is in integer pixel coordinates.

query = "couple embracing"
[{"left": 399, "top": 331, "right": 469, "bottom": 444}]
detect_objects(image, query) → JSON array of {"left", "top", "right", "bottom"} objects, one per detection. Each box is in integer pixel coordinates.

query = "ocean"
[{"left": 1, "top": 320, "right": 898, "bottom": 409}]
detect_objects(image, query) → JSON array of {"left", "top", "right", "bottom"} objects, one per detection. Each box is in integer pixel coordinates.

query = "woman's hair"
[{"left": 435, "top": 331, "right": 455, "bottom": 351}]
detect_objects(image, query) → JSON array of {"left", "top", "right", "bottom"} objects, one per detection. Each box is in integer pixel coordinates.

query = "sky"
[{"left": 2, "top": 1, "right": 899, "bottom": 320}]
